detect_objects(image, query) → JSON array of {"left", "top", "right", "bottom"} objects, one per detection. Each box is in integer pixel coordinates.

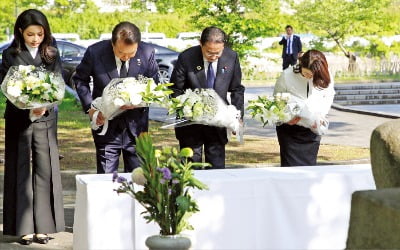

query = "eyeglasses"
[{"left": 204, "top": 50, "right": 224, "bottom": 58}]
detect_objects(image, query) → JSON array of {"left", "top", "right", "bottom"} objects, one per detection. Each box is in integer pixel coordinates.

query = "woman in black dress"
[{"left": 0, "top": 9, "right": 65, "bottom": 245}]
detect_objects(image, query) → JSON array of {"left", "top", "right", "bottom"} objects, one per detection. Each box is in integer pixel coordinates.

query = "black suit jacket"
[
  {"left": 279, "top": 35, "right": 302, "bottom": 59},
  {"left": 170, "top": 45, "right": 245, "bottom": 144},
  {"left": 0, "top": 45, "right": 62, "bottom": 124},
  {"left": 73, "top": 40, "right": 159, "bottom": 137}
]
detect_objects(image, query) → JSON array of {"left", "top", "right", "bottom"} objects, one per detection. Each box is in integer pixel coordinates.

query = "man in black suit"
[
  {"left": 170, "top": 26, "right": 245, "bottom": 169},
  {"left": 279, "top": 25, "right": 302, "bottom": 70},
  {"left": 73, "top": 22, "right": 159, "bottom": 173}
]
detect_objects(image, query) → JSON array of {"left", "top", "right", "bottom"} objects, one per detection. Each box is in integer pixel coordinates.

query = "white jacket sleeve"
[
  {"left": 297, "top": 79, "right": 335, "bottom": 135},
  {"left": 273, "top": 73, "right": 287, "bottom": 95}
]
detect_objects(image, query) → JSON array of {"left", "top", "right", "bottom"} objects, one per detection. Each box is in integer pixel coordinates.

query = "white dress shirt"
[
  {"left": 25, "top": 43, "right": 39, "bottom": 59},
  {"left": 115, "top": 56, "right": 129, "bottom": 76},
  {"left": 203, "top": 59, "right": 217, "bottom": 80}
]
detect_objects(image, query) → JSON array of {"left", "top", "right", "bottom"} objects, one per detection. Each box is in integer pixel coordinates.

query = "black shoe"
[
  {"left": 35, "top": 234, "right": 49, "bottom": 244},
  {"left": 19, "top": 234, "right": 34, "bottom": 245}
]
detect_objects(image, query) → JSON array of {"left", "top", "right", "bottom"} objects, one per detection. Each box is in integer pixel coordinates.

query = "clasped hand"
[
  {"left": 287, "top": 116, "right": 319, "bottom": 129},
  {"left": 32, "top": 107, "right": 46, "bottom": 117}
]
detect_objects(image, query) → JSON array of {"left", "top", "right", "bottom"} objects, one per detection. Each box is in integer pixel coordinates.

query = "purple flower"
[
  {"left": 172, "top": 179, "right": 179, "bottom": 184},
  {"left": 116, "top": 176, "right": 127, "bottom": 183},
  {"left": 168, "top": 188, "right": 172, "bottom": 195},
  {"left": 112, "top": 171, "right": 118, "bottom": 182},
  {"left": 157, "top": 167, "right": 172, "bottom": 180}
]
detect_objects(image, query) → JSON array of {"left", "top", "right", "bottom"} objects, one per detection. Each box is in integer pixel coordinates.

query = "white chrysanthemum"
[
  {"left": 42, "top": 92, "right": 50, "bottom": 101},
  {"left": 18, "top": 95, "right": 29, "bottom": 104},
  {"left": 25, "top": 76, "right": 41, "bottom": 90},
  {"left": 41, "top": 82, "right": 51, "bottom": 90},
  {"left": 7, "top": 85, "right": 22, "bottom": 98},
  {"left": 18, "top": 65, "right": 34, "bottom": 75},
  {"left": 113, "top": 98, "right": 125, "bottom": 106},
  {"left": 182, "top": 105, "right": 193, "bottom": 118},
  {"left": 130, "top": 93, "right": 143, "bottom": 105},
  {"left": 55, "top": 89, "right": 65, "bottom": 100}
]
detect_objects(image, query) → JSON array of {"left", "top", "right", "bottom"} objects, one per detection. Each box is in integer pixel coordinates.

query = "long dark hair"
[
  {"left": 295, "top": 50, "right": 331, "bottom": 89},
  {"left": 11, "top": 9, "right": 56, "bottom": 64}
]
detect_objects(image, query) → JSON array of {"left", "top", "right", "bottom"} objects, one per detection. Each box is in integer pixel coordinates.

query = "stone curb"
[{"left": 331, "top": 103, "right": 400, "bottom": 119}]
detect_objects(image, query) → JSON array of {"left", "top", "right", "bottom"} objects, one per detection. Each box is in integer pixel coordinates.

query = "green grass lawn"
[{"left": 0, "top": 91, "right": 370, "bottom": 171}]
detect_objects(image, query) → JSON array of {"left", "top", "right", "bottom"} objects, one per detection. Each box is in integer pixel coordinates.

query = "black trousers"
[
  {"left": 175, "top": 124, "right": 226, "bottom": 169},
  {"left": 92, "top": 116, "right": 139, "bottom": 174},
  {"left": 276, "top": 124, "right": 321, "bottom": 167},
  {"left": 3, "top": 118, "right": 65, "bottom": 235},
  {"left": 282, "top": 54, "right": 297, "bottom": 70}
]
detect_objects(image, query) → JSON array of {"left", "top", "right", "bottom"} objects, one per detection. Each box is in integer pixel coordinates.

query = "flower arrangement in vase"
[{"left": 113, "top": 132, "right": 209, "bottom": 249}]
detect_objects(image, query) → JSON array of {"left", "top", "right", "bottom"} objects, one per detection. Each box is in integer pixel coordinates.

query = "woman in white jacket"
[{"left": 273, "top": 49, "right": 335, "bottom": 167}]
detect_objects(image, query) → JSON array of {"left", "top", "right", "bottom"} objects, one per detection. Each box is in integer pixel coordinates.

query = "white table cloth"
[{"left": 73, "top": 164, "right": 375, "bottom": 250}]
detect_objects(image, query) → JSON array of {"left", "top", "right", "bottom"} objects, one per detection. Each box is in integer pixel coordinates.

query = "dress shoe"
[
  {"left": 35, "top": 234, "right": 49, "bottom": 244},
  {"left": 19, "top": 234, "right": 34, "bottom": 245}
]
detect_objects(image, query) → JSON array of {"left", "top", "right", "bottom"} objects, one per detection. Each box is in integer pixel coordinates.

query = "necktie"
[
  {"left": 120, "top": 60, "right": 128, "bottom": 78},
  {"left": 287, "top": 38, "right": 292, "bottom": 55},
  {"left": 206, "top": 62, "right": 215, "bottom": 89}
]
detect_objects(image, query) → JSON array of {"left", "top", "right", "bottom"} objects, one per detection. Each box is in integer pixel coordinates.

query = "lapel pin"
[
  {"left": 196, "top": 66, "right": 202, "bottom": 71},
  {"left": 137, "top": 59, "right": 141, "bottom": 66},
  {"left": 222, "top": 66, "right": 227, "bottom": 74}
]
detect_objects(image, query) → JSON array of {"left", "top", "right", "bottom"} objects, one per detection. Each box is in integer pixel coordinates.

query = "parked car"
[
  {"left": 0, "top": 40, "right": 179, "bottom": 87},
  {"left": 0, "top": 40, "right": 86, "bottom": 89},
  {"left": 149, "top": 43, "right": 179, "bottom": 83}
]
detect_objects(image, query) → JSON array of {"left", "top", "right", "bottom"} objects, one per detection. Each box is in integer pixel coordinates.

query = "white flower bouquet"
[
  {"left": 248, "top": 92, "right": 329, "bottom": 135},
  {"left": 164, "top": 88, "right": 242, "bottom": 135},
  {"left": 247, "top": 93, "right": 301, "bottom": 127},
  {"left": 1, "top": 65, "right": 65, "bottom": 121},
  {"left": 91, "top": 76, "right": 173, "bottom": 135},
  {"left": 1, "top": 65, "right": 65, "bottom": 108}
]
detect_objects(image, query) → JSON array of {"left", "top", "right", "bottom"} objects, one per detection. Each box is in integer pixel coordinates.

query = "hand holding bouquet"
[
  {"left": 1, "top": 65, "right": 65, "bottom": 121},
  {"left": 91, "top": 76, "right": 173, "bottom": 135}
]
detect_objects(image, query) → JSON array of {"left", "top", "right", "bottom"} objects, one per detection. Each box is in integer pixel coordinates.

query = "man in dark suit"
[
  {"left": 279, "top": 25, "right": 302, "bottom": 70},
  {"left": 170, "top": 26, "right": 245, "bottom": 169},
  {"left": 73, "top": 21, "right": 159, "bottom": 174}
]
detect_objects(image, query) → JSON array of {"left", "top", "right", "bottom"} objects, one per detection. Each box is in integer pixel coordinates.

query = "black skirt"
[{"left": 276, "top": 124, "right": 321, "bottom": 167}]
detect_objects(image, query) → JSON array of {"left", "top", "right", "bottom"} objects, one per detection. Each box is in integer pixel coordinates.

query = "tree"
[
  {"left": 291, "top": 0, "right": 391, "bottom": 71},
  {"left": 0, "top": 0, "right": 48, "bottom": 41},
  {"left": 154, "top": 0, "right": 284, "bottom": 58},
  {"left": 53, "top": 0, "right": 87, "bottom": 15}
]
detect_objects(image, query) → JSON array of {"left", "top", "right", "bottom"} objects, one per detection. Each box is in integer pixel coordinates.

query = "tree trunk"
[{"left": 330, "top": 33, "right": 358, "bottom": 73}]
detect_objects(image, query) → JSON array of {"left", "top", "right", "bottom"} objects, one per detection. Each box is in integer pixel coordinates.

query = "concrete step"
[
  {"left": 335, "top": 83, "right": 400, "bottom": 90},
  {"left": 335, "top": 89, "right": 400, "bottom": 95},
  {"left": 334, "top": 99, "right": 400, "bottom": 105},
  {"left": 334, "top": 83, "right": 400, "bottom": 105},
  {"left": 334, "top": 94, "right": 400, "bottom": 100}
]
